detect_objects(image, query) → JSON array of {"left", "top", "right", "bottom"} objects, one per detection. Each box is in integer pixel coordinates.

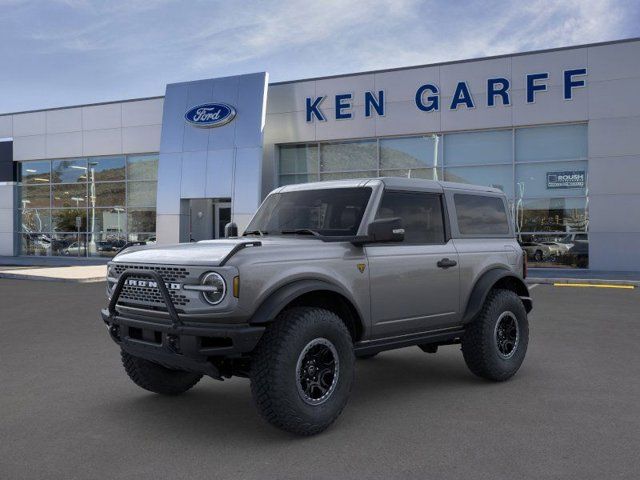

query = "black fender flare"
[
  {"left": 249, "top": 279, "right": 362, "bottom": 326},
  {"left": 462, "top": 268, "right": 532, "bottom": 323}
]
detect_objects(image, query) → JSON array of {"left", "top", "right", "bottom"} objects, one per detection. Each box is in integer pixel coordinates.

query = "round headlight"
[{"left": 201, "top": 272, "right": 226, "bottom": 305}]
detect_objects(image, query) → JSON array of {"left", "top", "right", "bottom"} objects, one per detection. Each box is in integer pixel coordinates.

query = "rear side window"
[
  {"left": 376, "top": 191, "right": 445, "bottom": 244},
  {"left": 454, "top": 194, "right": 510, "bottom": 235}
]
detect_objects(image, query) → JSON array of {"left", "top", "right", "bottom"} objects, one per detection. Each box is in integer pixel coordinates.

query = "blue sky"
[{"left": 1, "top": 0, "right": 639, "bottom": 113}]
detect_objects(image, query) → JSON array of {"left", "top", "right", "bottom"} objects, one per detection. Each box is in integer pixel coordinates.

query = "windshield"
[{"left": 245, "top": 187, "right": 372, "bottom": 237}]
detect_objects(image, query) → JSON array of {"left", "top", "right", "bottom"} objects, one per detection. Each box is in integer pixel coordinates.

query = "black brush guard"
[{"left": 103, "top": 269, "right": 264, "bottom": 379}]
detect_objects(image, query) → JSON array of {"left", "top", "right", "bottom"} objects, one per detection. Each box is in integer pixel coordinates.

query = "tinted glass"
[
  {"left": 94, "top": 182, "right": 125, "bottom": 207},
  {"left": 375, "top": 191, "right": 445, "bottom": 244},
  {"left": 279, "top": 145, "right": 318, "bottom": 174},
  {"left": 52, "top": 183, "right": 87, "bottom": 208},
  {"left": 91, "top": 156, "right": 125, "bottom": 181},
  {"left": 444, "top": 165, "right": 514, "bottom": 197},
  {"left": 455, "top": 194, "right": 510, "bottom": 235},
  {"left": 51, "top": 159, "right": 87, "bottom": 183},
  {"left": 128, "top": 208, "right": 156, "bottom": 232},
  {"left": 516, "top": 197, "right": 587, "bottom": 233},
  {"left": 321, "top": 140, "right": 377, "bottom": 172},
  {"left": 444, "top": 130, "right": 512, "bottom": 166},
  {"left": 380, "top": 136, "right": 437, "bottom": 169},
  {"left": 516, "top": 124, "right": 587, "bottom": 162},
  {"left": 21, "top": 185, "right": 50, "bottom": 208},
  {"left": 127, "top": 181, "right": 157, "bottom": 207},
  {"left": 516, "top": 161, "right": 587, "bottom": 198},
  {"left": 127, "top": 155, "right": 158, "bottom": 181},
  {"left": 20, "top": 161, "right": 50, "bottom": 184},
  {"left": 246, "top": 188, "right": 372, "bottom": 236}
]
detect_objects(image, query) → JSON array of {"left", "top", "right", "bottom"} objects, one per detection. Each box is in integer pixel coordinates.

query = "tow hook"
[
  {"left": 108, "top": 324, "right": 121, "bottom": 342},
  {"left": 167, "top": 334, "right": 180, "bottom": 353}
]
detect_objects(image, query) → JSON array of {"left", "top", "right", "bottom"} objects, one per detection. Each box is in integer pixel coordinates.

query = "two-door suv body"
[{"left": 102, "top": 177, "right": 532, "bottom": 435}]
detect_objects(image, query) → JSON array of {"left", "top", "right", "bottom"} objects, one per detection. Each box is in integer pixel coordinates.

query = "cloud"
[{"left": 0, "top": 0, "right": 637, "bottom": 112}]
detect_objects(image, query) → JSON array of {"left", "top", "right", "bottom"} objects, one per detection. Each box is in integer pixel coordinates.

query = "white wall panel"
[
  {"left": 46, "top": 108, "right": 82, "bottom": 134},
  {"left": 13, "top": 111, "right": 46, "bottom": 137},
  {"left": 13, "top": 135, "right": 46, "bottom": 160},
  {"left": 122, "top": 98, "right": 164, "bottom": 127},
  {"left": 82, "top": 103, "right": 122, "bottom": 130},
  {"left": 122, "top": 124, "right": 161, "bottom": 154},
  {"left": 46, "top": 131, "right": 83, "bottom": 158},
  {"left": 82, "top": 128, "right": 122, "bottom": 156}
]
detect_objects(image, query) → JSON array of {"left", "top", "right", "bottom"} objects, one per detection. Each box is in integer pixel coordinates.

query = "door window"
[{"left": 375, "top": 191, "right": 445, "bottom": 244}]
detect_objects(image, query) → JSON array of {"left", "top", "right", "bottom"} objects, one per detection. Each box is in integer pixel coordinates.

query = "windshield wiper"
[
  {"left": 243, "top": 229, "right": 267, "bottom": 237},
  {"left": 280, "top": 228, "right": 322, "bottom": 237}
]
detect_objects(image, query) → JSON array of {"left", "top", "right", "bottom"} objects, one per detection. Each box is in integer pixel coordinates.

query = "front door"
[{"left": 365, "top": 190, "right": 460, "bottom": 338}]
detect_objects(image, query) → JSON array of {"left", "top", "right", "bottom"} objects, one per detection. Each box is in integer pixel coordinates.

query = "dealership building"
[{"left": 0, "top": 37, "right": 639, "bottom": 271}]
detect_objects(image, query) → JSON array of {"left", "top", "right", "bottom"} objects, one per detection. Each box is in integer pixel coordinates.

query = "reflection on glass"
[
  {"left": 278, "top": 173, "right": 319, "bottom": 186},
  {"left": 321, "top": 141, "right": 377, "bottom": 172},
  {"left": 444, "top": 130, "right": 512, "bottom": 166},
  {"left": 52, "top": 209, "right": 87, "bottom": 232},
  {"left": 515, "top": 197, "right": 587, "bottom": 233},
  {"left": 92, "top": 156, "right": 125, "bottom": 181},
  {"left": 94, "top": 182, "right": 125, "bottom": 207},
  {"left": 20, "top": 209, "right": 51, "bottom": 233},
  {"left": 279, "top": 145, "right": 318, "bottom": 174},
  {"left": 380, "top": 168, "right": 436, "bottom": 180},
  {"left": 444, "top": 165, "right": 514, "bottom": 197},
  {"left": 515, "top": 161, "right": 587, "bottom": 198},
  {"left": 50, "top": 233, "right": 87, "bottom": 257},
  {"left": 320, "top": 171, "right": 378, "bottom": 181},
  {"left": 380, "top": 136, "right": 437, "bottom": 170},
  {"left": 21, "top": 233, "right": 52, "bottom": 256},
  {"left": 52, "top": 184, "right": 87, "bottom": 208},
  {"left": 127, "top": 155, "right": 159, "bottom": 181},
  {"left": 20, "top": 161, "right": 50, "bottom": 184},
  {"left": 51, "top": 159, "right": 88, "bottom": 183},
  {"left": 518, "top": 233, "right": 588, "bottom": 268},
  {"left": 20, "top": 185, "right": 50, "bottom": 208},
  {"left": 516, "top": 124, "right": 587, "bottom": 162},
  {"left": 127, "top": 209, "right": 156, "bottom": 232},
  {"left": 127, "top": 181, "right": 157, "bottom": 207},
  {"left": 128, "top": 232, "right": 156, "bottom": 243}
]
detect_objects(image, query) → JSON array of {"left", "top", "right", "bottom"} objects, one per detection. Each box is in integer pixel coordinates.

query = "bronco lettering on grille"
[{"left": 124, "top": 279, "right": 182, "bottom": 290}]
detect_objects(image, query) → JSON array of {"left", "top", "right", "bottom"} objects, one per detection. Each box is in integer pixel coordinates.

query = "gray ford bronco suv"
[{"left": 102, "top": 177, "right": 532, "bottom": 435}]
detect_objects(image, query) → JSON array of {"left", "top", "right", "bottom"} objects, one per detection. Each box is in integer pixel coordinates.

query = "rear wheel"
[
  {"left": 121, "top": 351, "right": 202, "bottom": 395},
  {"left": 461, "top": 289, "right": 529, "bottom": 381},
  {"left": 534, "top": 250, "right": 543, "bottom": 262},
  {"left": 250, "top": 307, "right": 355, "bottom": 436}
]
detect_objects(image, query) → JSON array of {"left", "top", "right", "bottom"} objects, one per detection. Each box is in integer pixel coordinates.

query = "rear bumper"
[{"left": 101, "top": 308, "right": 265, "bottom": 378}]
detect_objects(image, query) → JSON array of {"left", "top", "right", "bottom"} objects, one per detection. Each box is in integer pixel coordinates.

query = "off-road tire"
[
  {"left": 121, "top": 351, "right": 202, "bottom": 395},
  {"left": 462, "top": 289, "right": 529, "bottom": 381},
  {"left": 250, "top": 307, "right": 355, "bottom": 436}
]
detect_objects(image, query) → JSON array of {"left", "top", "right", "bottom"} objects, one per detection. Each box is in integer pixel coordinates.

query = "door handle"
[{"left": 437, "top": 258, "right": 457, "bottom": 269}]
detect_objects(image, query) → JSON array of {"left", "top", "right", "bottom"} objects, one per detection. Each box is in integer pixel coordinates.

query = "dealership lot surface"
[{"left": 1, "top": 280, "right": 638, "bottom": 480}]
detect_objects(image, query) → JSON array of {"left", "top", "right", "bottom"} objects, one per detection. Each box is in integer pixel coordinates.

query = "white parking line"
[{"left": 528, "top": 283, "right": 540, "bottom": 290}]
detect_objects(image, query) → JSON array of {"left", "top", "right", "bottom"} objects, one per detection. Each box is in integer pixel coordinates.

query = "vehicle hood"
[{"left": 112, "top": 236, "right": 332, "bottom": 266}]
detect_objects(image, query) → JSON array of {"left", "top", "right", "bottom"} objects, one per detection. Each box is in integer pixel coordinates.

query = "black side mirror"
[
  {"left": 224, "top": 222, "right": 238, "bottom": 238},
  {"left": 365, "top": 217, "right": 405, "bottom": 243}
]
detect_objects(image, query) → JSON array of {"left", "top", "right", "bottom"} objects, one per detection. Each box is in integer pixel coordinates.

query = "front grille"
[
  {"left": 120, "top": 284, "right": 190, "bottom": 307},
  {"left": 113, "top": 264, "right": 189, "bottom": 282},
  {"left": 112, "top": 264, "right": 192, "bottom": 309}
]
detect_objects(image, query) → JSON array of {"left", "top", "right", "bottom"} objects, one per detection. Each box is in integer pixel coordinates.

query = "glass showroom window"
[
  {"left": 320, "top": 140, "right": 378, "bottom": 180},
  {"left": 279, "top": 144, "right": 318, "bottom": 186},
  {"left": 515, "top": 124, "right": 588, "bottom": 268},
  {"left": 16, "top": 154, "right": 158, "bottom": 257}
]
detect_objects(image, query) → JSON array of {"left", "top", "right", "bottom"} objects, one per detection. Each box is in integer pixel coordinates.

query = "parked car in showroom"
[
  {"left": 101, "top": 178, "right": 532, "bottom": 435},
  {"left": 519, "top": 241, "right": 552, "bottom": 262}
]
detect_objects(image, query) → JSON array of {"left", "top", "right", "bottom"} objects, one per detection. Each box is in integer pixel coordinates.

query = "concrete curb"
[
  {"left": 527, "top": 277, "right": 640, "bottom": 287},
  {"left": 0, "top": 272, "right": 106, "bottom": 283}
]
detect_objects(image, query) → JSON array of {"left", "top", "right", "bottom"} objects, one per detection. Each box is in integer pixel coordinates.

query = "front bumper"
[{"left": 102, "top": 268, "right": 264, "bottom": 378}]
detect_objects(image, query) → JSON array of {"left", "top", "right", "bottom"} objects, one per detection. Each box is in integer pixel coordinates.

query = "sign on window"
[{"left": 546, "top": 170, "right": 585, "bottom": 189}]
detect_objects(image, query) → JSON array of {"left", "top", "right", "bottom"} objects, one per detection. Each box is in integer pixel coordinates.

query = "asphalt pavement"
[{"left": 0, "top": 279, "right": 638, "bottom": 480}]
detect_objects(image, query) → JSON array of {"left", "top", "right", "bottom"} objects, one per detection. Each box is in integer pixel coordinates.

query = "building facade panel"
[{"left": 3, "top": 39, "right": 640, "bottom": 270}]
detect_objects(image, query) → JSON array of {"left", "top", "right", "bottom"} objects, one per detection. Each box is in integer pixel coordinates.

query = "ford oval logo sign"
[{"left": 184, "top": 103, "right": 236, "bottom": 128}]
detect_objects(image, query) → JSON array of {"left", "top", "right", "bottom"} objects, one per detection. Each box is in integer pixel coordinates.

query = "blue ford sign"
[{"left": 185, "top": 103, "right": 236, "bottom": 128}]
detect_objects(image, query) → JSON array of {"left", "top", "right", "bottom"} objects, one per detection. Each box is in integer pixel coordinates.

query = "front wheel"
[
  {"left": 461, "top": 289, "right": 529, "bottom": 381},
  {"left": 250, "top": 307, "right": 355, "bottom": 435}
]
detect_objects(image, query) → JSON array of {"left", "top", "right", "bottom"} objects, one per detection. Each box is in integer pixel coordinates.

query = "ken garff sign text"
[
  {"left": 305, "top": 68, "right": 587, "bottom": 122},
  {"left": 185, "top": 103, "right": 237, "bottom": 128}
]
